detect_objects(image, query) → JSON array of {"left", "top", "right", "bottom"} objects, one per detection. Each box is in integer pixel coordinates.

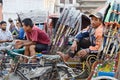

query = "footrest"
[
  {"left": 42, "top": 55, "right": 61, "bottom": 61},
  {"left": 36, "top": 54, "right": 61, "bottom": 62},
  {"left": 98, "top": 71, "right": 115, "bottom": 77}
]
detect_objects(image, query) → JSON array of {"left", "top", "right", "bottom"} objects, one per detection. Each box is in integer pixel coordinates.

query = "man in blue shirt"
[
  {"left": 57, "top": 12, "right": 104, "bottom": 62},
  {"left": 16, "top": 20, "right": 25, "bottom": 40}
]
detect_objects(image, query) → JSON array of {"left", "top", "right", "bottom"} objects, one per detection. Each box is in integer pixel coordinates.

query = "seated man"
[
  {"left": 16, "top": 20, "right": 25, "bottom": 40},
  {"left": 16, "top": 18, "right": 50, "bottom": 62},
  {"left": 8, "top": 18, "right": 19, "bottom": 38},
  {"left": 0, "top": 21, "right": 13, "bottom": 44},
  {"left": 57, "top": 12, "right": 104, "bottom": 62}
]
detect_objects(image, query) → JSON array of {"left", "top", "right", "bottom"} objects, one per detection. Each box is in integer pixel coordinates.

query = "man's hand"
[
  {"left": 15, "top": 44, "right": 24, "bottom": 49},
  {"left": 6, "top": 40, "right": 13, "bottom": 42},
  {"left": 77, "top": 49, "right": 88, "bottom": 57},
  {"left": 71, "top": 41, "right": 77, "bottom": 51},
  {"left": 15, "top": 40, "right": 24, "bottom": 49},
  {"left": 0, "top": 39, "right": 12, "bottom": 43},
  {"left": 15, "top": 40, "right": 23, "bottom": 45},
  {"left": 5, "top": 40, "right": 9, "bottom": 42},
  {"left": 3, "top": 40, "right": 11, "bottom": 42}
]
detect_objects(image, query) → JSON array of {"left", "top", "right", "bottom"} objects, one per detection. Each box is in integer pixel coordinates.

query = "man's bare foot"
[
  {"left": 19, "top": 56, "right": 24, "bottom": 62},
  {"left": 24, "top": 58, "right": 28, "bottom": 63},
  {"left": 57, "top": 51, "right": 70, "bottom": 62},
  {"left": 31, "top": 59, "right": 37, "bottom": 63}
]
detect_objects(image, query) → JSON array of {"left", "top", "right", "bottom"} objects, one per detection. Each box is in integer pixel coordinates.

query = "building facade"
[
  {"left": 1, "top": 0, "right": 79, "bottom": 21},
  {"left": 0, "top": 0, "right": 2, "bottom": 20},
  {"left": 2, "top": 0, "right": 46, "bottom": 22},
  {"left": 54, "top": 0, "right": 80, "bottom": 14}
]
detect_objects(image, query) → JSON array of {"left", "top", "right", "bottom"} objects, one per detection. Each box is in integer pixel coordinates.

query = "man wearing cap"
[{"left": 57, "top": 12, "right": 104, "bottom": 62}]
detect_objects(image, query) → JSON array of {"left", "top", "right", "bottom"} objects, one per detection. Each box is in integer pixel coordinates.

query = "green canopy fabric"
[
  {"left": 104, "top": 0, "right": 115, "bottom": 22},
  {"left": 7, "top": 48, "right": 25, "bottom": 60}
]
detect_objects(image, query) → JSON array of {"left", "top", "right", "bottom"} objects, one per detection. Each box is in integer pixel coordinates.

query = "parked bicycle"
[{"left": 0, "top": 42, "right": 98, "bottom": 80}]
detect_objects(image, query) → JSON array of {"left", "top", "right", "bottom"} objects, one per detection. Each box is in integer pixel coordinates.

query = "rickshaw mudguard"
[
  {"left": 12, "top": 48, "right": 25, "bottom": 54},
  {"left": 7, "top": 48, "right": 25, "bottom": 59}
]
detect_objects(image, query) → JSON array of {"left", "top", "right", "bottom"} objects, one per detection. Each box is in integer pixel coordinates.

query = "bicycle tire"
[
  {"left": 38, "top": 66, "right": 73, "bottom": 80},
  {"left": 92, "top": 76, "right": 118, "bottom": 80}
]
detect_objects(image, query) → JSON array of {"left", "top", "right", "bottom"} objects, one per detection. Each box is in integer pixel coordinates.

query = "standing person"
[
  {"left": 16, "top": 18, "right": 50, "bottom": 62},
  {"left": 57, "top": 12, "right": 104, "bottom": 62},
  {"left": 8, "top": 18, "right": 19, "bottom": 37},
  {"left": 0, "top": 21, "right": 13, "bottom": 43}
]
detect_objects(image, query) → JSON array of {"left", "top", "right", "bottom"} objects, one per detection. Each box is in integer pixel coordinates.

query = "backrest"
[{"left": 97, "top": 23, "right": 120, "bottom": 60}]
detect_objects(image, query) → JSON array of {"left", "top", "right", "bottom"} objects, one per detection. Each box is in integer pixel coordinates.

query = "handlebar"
[
  {"left": 9, "top": 50, "right": 61, "bottom": 63},
  {"left": 0, "top": 41, "right": 61, "bottom": 63}
]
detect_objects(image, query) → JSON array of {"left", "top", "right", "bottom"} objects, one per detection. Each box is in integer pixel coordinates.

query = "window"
[
  {"left": 60, "top": 0, "right": 65, "bottom": 4},
  {"left": 60, "top": 8, "right": 63, "bottom": 13},
  {"left": 60, "top": 0, "right": 73, "bottom": 4},
  {"left": 0, "top": 0, "right": 2, "bottom": 4},
  {"left": 69, "top": 0, "right": 73, "bottom": 4}
]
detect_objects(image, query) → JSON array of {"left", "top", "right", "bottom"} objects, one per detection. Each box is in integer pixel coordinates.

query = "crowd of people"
[
  {"left": 0, "top": 12, "right": 104, "bottom": 63},
  {"left": 0, "top": 18, "right": 50, "bottom": 63},
  {"left": 0, "top": 18, "right": 25, "bottom": 43}
]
